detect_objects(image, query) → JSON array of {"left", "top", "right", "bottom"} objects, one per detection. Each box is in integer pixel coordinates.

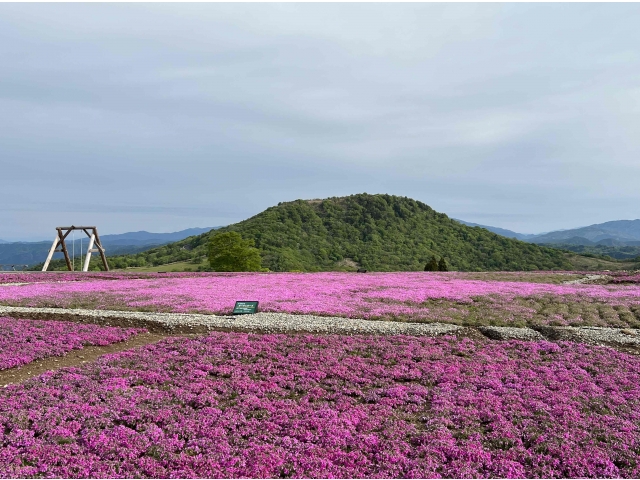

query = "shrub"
[
  {"left": 438, "top": 257, "right": 448, "bottom": 272},
  {"left": 208, "top": 232, "right": 262, "bottom": 272},
  {"left": 425, "top": 256, "right": 439, "bottom": 271}
]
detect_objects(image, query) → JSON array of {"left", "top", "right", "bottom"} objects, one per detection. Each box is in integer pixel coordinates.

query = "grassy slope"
[
  {"left": 563, "top": 253, "right": 639, "bottom": 271},
  {"left": 540, "top": 243, "right": 640, "bottom": 260},
  {"left": 120, "top": 261, "right": 205, "bottom": 273}
]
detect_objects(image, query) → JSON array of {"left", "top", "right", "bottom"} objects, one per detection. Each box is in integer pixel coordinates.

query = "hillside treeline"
[{"left": 37, "top": 194, "right": 574, "bottom": 272}]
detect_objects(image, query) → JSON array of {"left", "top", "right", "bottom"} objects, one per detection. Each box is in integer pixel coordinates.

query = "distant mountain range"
[
  {"left": 453, "top": 219, "right": 640, "bottom": 260},
  {"left": 453, "top": 220, "right": 536, "bottom": 241},
  {"left": 455, "top": 219, "right": 640, "bottom": 246},
  {"left": 98, "top": 228, "right": 220, "bottom": 246},
  {"left": 0, "top": 227, "right": 219, "bottom": 267},
  {"left": 528, "top": 220, "right": 640, "bottom": 246}
]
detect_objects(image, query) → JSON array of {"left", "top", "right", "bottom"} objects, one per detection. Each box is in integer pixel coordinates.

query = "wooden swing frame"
[{"left": 42, "top": 226, "right": 109, "bottom": 272}]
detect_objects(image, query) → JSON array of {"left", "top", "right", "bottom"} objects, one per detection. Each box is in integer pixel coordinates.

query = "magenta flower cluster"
[
  {"left": 1, "top": 272, "right": 638, "bottom": 324},
  {"left": 0, "top": 317, "right": 145, "bottom": 370},
  {"left": 1, "top": 333, "right": 639, "bottom": 478}
]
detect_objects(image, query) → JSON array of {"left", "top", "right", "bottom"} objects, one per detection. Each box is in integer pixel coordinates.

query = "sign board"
[{"left": 232, "top": 301, "right": 259, "bottom": 315}]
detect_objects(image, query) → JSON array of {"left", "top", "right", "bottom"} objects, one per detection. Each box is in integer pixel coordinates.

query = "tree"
[
  {"left": 208, "top": 232, "right": 262, "bottom": 272},
  {"left": 425, "top": 256, "right": 439, "bottom": 271},
  {"left": 438, "top": 257, "right": 448, "bottom": 272}
]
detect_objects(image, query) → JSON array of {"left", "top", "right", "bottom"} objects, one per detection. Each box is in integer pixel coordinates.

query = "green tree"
[
  {"left": 425, "top": 256, "right": 439, "bottom": 271},
  {"left": 438, "top": 257, "right": 448, "bottom": 272},
  {"left": 208, "top": 232, "right": 262, "bottom": 272}
]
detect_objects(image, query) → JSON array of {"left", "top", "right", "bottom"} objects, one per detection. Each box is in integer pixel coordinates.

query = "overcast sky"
[{"left": 1, "top": 3, "right": 639, "bottom": 241}]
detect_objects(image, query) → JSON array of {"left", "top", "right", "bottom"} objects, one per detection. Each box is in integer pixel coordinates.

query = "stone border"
[
  {"left": 478, "top": 326, "right": 544, "bottom": 341},
  {"left": 479, "top": 324, "right": 640, "bottom": 347},
  {"left": 534, "top": 325, "right": 640, "bottom": 345},
  {"left": 0, "top": 306, "right": 461, "bottom": 336},
  {"left": 1, "top": 306, "right": 639, "bottom": 347}
]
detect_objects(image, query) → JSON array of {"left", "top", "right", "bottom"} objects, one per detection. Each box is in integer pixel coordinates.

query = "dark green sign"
[{"left": 232, "top": 301, "right": 259, "bottom": 315}]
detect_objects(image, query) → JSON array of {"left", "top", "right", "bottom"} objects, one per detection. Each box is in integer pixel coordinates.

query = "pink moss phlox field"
[
  {"left": 1, "top": 273, "right": 639, "bottom": 324},
  {"left": 1, "top": 333, "right": 639, "bottom": 478},
  {"left": 0, "top": 317, "right": 145, "bottom": 370}
]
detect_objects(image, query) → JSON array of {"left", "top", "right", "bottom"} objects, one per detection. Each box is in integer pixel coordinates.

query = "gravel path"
[
  {"left": 1, "top": 306, "right": 639, "bottom": 348},
  {"left": 0, "top": 306, "right": 461, "bottom": 336}
]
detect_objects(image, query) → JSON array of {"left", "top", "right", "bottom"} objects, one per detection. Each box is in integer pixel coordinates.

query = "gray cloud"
[{"left": 1, "top": 3, "right": 639, "bottom": 240}]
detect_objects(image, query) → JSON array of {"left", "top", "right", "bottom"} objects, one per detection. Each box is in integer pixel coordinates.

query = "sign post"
[{"left": 232, "top": 301, "right": 259, "bottom": 315}]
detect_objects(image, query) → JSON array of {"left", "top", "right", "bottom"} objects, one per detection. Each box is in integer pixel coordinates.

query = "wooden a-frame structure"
[{"left": 42, "top": 226, "right": 109, "bottom": 272}]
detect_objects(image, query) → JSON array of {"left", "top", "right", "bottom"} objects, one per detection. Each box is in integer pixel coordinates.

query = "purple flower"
[
  {"left": 0, "top": 317, "right": 145, "bottom": 370},
  {"left": 1, "top": 333, "right": 639, "bottom": 477}
]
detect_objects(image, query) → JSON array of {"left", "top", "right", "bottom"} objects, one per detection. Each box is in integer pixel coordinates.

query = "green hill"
[{"left": 39, "top": 194, "right": 575, "bottom": 272}]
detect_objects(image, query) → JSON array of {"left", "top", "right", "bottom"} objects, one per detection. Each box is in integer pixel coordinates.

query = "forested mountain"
[{"left": 86, "top": 194, "right": 573, "bottom": 272}]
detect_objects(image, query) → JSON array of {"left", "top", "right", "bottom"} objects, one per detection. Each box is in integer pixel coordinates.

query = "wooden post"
[
  {"left": 93, "top": 227, "right": 109, "bottom": 271},
  {"left": 82, "top": 234, "right": 95, "bottom": 272},
  {"left": 42, "top": 235, "right": 60, "bottom": 272},
  {"left": 57, "top": 227, "right": 73, "bottom": 271}
]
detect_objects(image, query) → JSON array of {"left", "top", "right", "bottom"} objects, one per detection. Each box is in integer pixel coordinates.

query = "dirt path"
[{"left": 0, "top": 332, "right": 169, "bottom": 387}]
